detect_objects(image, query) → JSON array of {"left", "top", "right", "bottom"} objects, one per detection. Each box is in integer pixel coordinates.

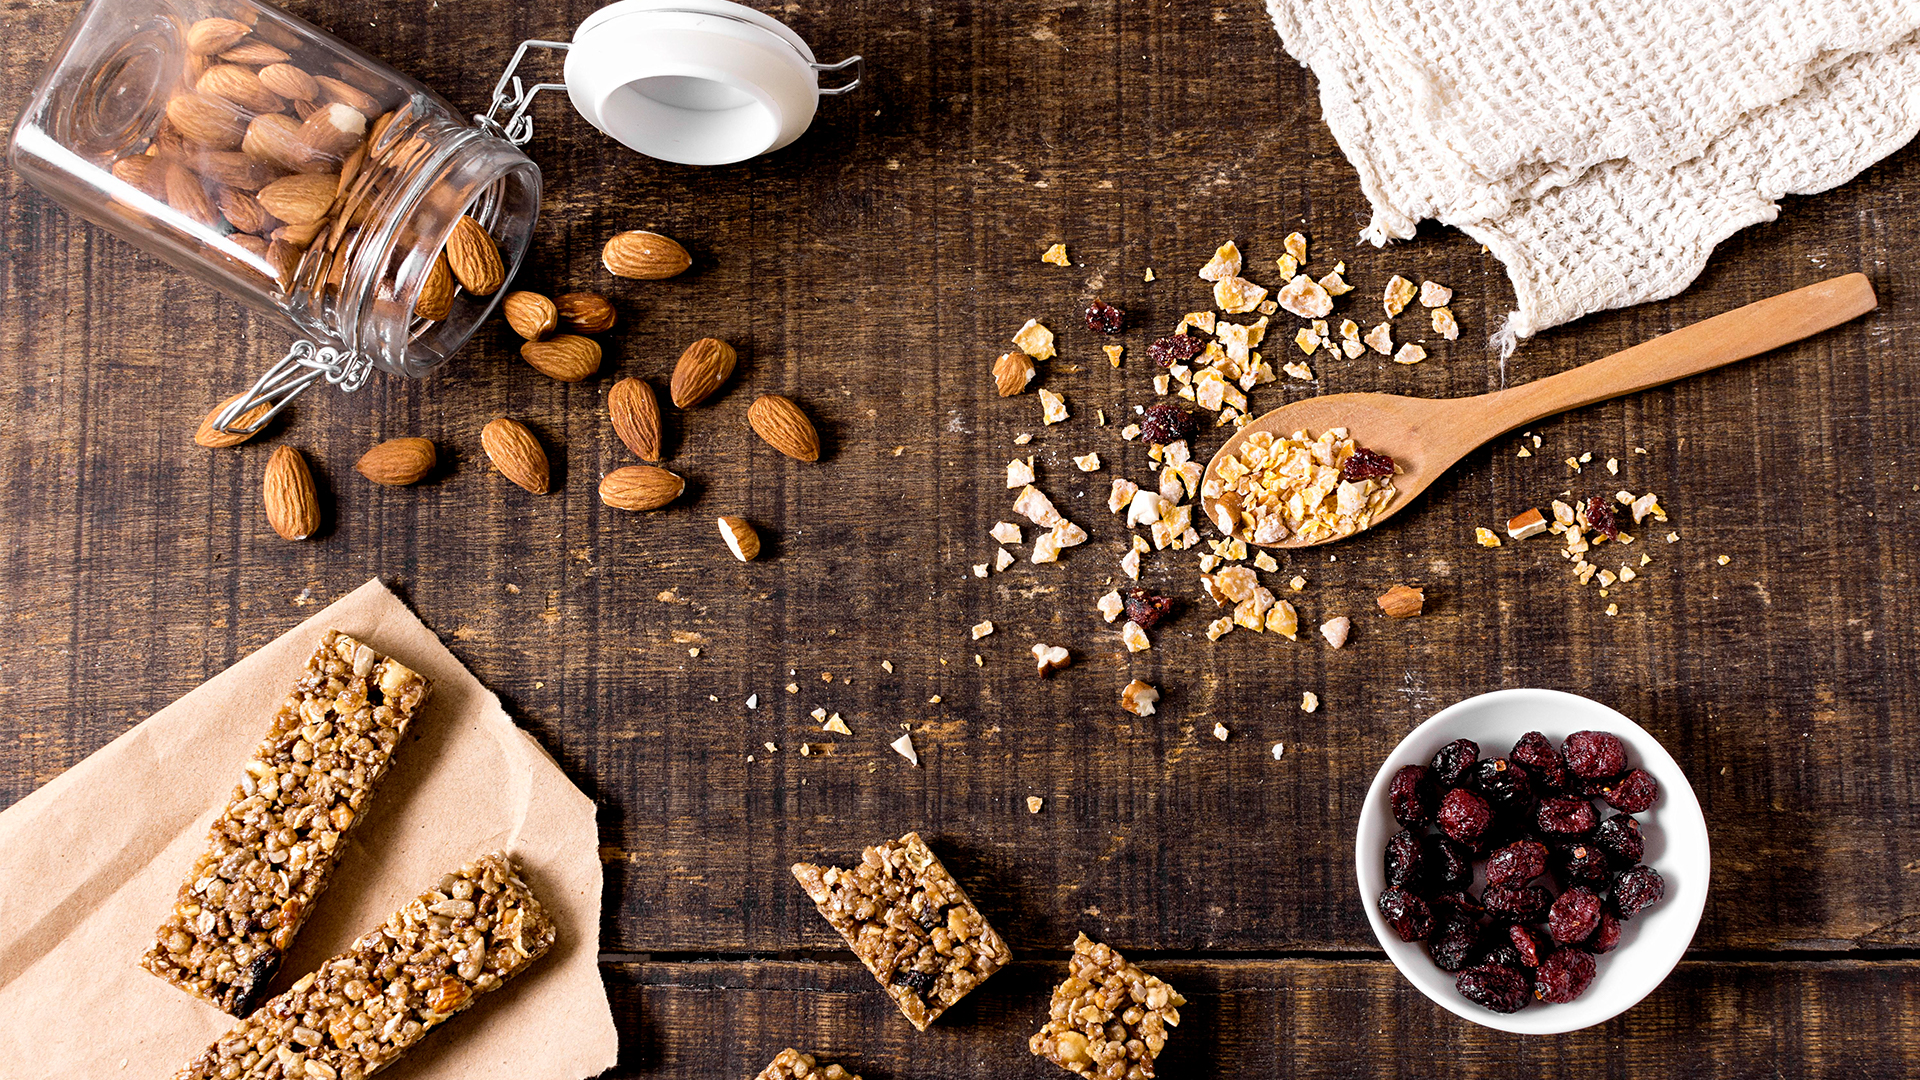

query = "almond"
[
  {"left": 413, "top": 250, "right": 453, "bottom": 320},
  {"left": 502, "top": 290, "right": 557, "bottom": 340},
  {"left": 747, "top": 394, "right": 821, "bottom": 462},
  {"left": 190, "top": 150, "right": 285, "bottom": 191},
  {"left": 554, "top": 292, "right": 615, "bottom": 334},
  {"left": 1376, "top": 584, "right": 1425, "bottom": 618},
  {"left": 198, "top": 64, "right": 285, "bottom": 115},
  {"left": 242, "top": 112, "right": 317, "bottom": 172},
  {"left": 601, "top": 230, "right": 691, "bottom": 279},
  {"left": 608, "top": 377, "right": 663, "bottom": 461},
  {"left": 263, "top": 445, "right": 321, "bottom": 540},
  {"left": 271, "top": 217, "right": 326, "bottom": 246},
  {"left": 195, "top": 393, "right": 272, "bottom": 447},
  {"left": 481, "top": 417, "right": 549, "bottom": 494},
  {"left": 599, "top": 465, "right": 683, "bottom": 511},
  {"left": 994, "top": 350, "right": 1036, "bottom": 397},
  {"left": 355, "top": 437, "right": 436, "bottom": 486},
  {"left": 265, "top": 237, "right": 300, "bottom": 289},
  {"left": 521, "top": 335, "right": 601, "bottom": 382},
  {"left": 219, "top": 40, "right": 290, "bottom": 65},
  {"left": 163, "top": 163, "right": 221, "bottom": 229},
  {"left": 313, "top": 75, "right": 380, "bottom": 115},
  {"left": 229, "top": 233, "right": 271, "bottom": 259},
  {"left": 669, "top": 337, "right": 736, "bottom": 407},
  {"left": 299, "top": 102, "right": 366, "bottom": 160},
  {"left": 186, "top": 17, "right": 251, "bottom": 55},
  {"left": 111, "top": 155, "right": 167, "bottom": 200},
  {"left": 717, "top": 516, "right": 760, "bottom": 560},
  {"left": 216, "top": 188, "right": 272, "bottom": 233},
  {"left": 445, "top": 215, "right": 504, "bottom": 295},
  {"left": 165, "top": 92, "right": 247, "bottom": 150},
  {"left": 256, "top": 172, "right": 335, "bottom": 225},
  {"left": 258, "top": 63, "right": 318, "bottom": 102}
]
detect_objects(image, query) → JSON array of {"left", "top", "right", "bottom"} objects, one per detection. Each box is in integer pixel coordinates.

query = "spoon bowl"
[{"left": 1202, "top": 274, "right": 1878, "bottom": 548}]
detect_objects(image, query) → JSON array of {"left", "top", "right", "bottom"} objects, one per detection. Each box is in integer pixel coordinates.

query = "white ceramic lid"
[{"left": 564, "top": 0, "right": 822, "bottom": 165}]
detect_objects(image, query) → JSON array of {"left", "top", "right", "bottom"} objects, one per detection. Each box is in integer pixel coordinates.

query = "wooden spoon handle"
[{"left": 1477, "top": 273, "right": 1877, "bottom": 433}]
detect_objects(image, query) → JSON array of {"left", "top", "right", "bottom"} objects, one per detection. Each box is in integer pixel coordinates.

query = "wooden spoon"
[{"left": 1201, "top": 273, "right": 1878, "bottom": 549}]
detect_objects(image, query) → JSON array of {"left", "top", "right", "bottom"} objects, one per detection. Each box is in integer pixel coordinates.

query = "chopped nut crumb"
[
  {"left": 1476, "top": 527, "right": 1502, "bottom": 547},
  {"left": 1376, "top": 584, "right": 1424, "bottom": 618},
  {"left": 1013, "top": 319, "right": 1055, "bottom": 360},
  {"left": 1384, "top": 275, "right": 1417, "bottom": 316},
  {"left": 971, "top": 621, "right": 995, "bottom": 640},
  {"left": 890, "top": 732, "right": 919, "bottom": 766},
  {"left": 1419, "top": 280, "right": 1452, "bottom": 307},
  {"left": 1119, "top": 679, "right": 1160, "bottom": 716},
  {"left": 1717, "top": 554, "right": 1731, "bottom": 565},
  {"left": 1301, "top": 691, "right": 1319, "bottom": 713},
  {"left": 1027, "top": 796, "right": 1044, "bottom": 813},
  {"left": 1508, "top": 508, "right": 1548, "bottom": 540},
  {"left": 1032, "top": 643, "right": 1070, "bottom": 676},
  {"left": 1213, "top": 722, "right": 1230, "bottom": 742},
  {"left": 1319, "top": 616, "right": 1350, "bottom": 648},
  {"left": 1271, "top": 743, "right": 1285, "bottom": 760},
  {"left": 1041, "top": 243, "right": 1069, "bottom": 265},
  {"left": 1205, "top": 617, "right": 1232, "bottom": 641}
]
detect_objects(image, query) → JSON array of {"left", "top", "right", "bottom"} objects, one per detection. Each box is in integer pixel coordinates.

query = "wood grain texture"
[{"left": 3, "top": 0, "right": 1920, "bottom": 1075}]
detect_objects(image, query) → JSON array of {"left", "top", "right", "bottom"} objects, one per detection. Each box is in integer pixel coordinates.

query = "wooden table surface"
[{"left": 5, "top": 0, "right": 1920, "bottom": 1076}]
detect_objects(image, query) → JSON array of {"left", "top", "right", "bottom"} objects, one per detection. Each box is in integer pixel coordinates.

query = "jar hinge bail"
[
  {"left": 214, "top": 341, "right": 372, "bottom": 435},
  {"left": 813, "top": 55, "right": 864, "bottom": 95},
  {"left": 478, "top": 40, "right": 573, "bottom": 147}
]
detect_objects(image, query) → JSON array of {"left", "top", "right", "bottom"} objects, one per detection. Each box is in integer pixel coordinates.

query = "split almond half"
[
  {"left": 747, "top": 394, "right": 820, "bottom": 461},
  {"left": 718, "top": 516, "right": 760, "bottom": 560},
  {"left": 263, "top": 445, "right": 321, "bottom": 540},
  {"left": 481, "top": 417, "right": 549, "bottom": 494},
  {"left": 599, "top": 465, "right": 684, "bottom": 511}
]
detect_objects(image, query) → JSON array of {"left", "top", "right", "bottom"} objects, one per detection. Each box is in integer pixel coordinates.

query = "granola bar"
[
  {"left": 1029, "top": 933, "right": 1185, "bottom": 1079},
  {"left": 172, "top": 852, "right": 555, "bottom": 1080},
  {"left": 141, "top": 630, "right": 432, "bottom": 1014},
  {"left": 790, "top": 831, "right": 1012, "bottom": 1030},
  {"left": 755, "top": 1048, "right": 862, "bottom": 1080}
]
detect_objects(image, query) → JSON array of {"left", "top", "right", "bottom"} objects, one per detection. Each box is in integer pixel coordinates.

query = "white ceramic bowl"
[{"left": 1355, "top": 688, "right": 1710, "bottom": 1033}]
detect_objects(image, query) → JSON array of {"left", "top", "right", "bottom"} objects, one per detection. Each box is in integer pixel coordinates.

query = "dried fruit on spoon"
[{"left": 1202, "top": 426, "right": 1399, "bottom": 546}]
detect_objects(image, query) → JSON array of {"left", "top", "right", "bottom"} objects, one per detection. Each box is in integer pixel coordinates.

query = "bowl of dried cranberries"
[{"left": 1355, "top": 688, "right": 1708, "bottom": 1033}]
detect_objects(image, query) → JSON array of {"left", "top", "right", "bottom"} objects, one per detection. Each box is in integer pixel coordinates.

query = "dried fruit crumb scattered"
[
  {"left": 972, "top": 621, "right": 995, "bottom": 640},
  {"left": 1027, "top": 796, "right": 1044, "bottom": 813},
  {"left": 1476, "top": 527, "right": 1502, "bottom": 547},
  {"left": 1041, "top": 243, "right": 1069, "bottom": 265},
  {"left": 891, "top": 732, "right": 919, "bottom": 766},
  {"left": 1301, "top": 691, "right": 1319, "bottom": 713},
  {"left": 1213, "top": 723, "right": 1230, "bottom": 742}
]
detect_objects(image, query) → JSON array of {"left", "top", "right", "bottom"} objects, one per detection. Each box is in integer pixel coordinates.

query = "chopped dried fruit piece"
[
  {"left": 1419, "top": 280, "right": 1453, "bottom": 307},
  {"left": 1214, "top": 275, "right": 1268, "bottom": 314},
  {"left": 891, "top": 732, "right": 919, "bottom": 765},
  {"left": 1014, "top": 485, "right": 1063, "bottom": 527},
  {"left": 1107, "top": 478, "right": 1139, "bottom": 514},
  {"left": 1284, "top": 231, "right": 1308, "bottom": 263},
  {"left": 1393, "top": 343, "right": 1427, "bottom": 365},
  {"left": 1456, "top": 964, "right": 1530, "bottom": 1013},
  {"left": 1073, "top": 452, "right": 1101, "bottom": 472},
  {"left": 1008, "top": 458, "right": 1036, "bottom": 488},
  {"left": 1139, "top": 402, "right": 1197, "bottom": 445},
  {"left": 1378, "top": 885, "right": 1433, "bottom": 942},
  {"left": 1319, "top": 269, "right": 1354, "bottom": 296},
  {"left": 1013, "top": 318, "right": 1056, "bottom": 360},
  {"left": 1276, "top": 252, "right": 1299, "bottom": 278},
  {"left": 1562, "top": 730, "right": 1627, "bottom": 778},
  {"left": 1041, "top": 243, "right": 1069, "bottom": 266},
  {"left": 1432, "top": 306, "right": 1459, "bottom": 340},
  {"left": 1364, "top": 322, "right": 1393, "bottom": 355},
  {"left": 1475, "top": 527, "right": 1502, "bottom": 547},
  {"left": 1198, "top": 241, "right": 1242, "bottom": 281},
  {"left": 1300, "top": 691, "right": 1319, "bottom": 713},
  {"left": 1319, "top": 615, "right": 1351, "bottom": 648},
  {"left": 1104, "top": 344, "right": 1124, "bottom": 368},
  {"left": 1340, "top": 447, "right": 1396, "bottom": 482},
  {"left": 1265, "top": 599, "right": 1299, "bottom": 638},
  {"left": 1383, "top": 275, "right": 1417, "bottom": 316},
  {"left": 1121, "top": 622, "right": 1150, "bottom": 652},
  {"left": 1293, "top": 327, "right": 1322, "bottom": 355},
  {"left": 1148, "top": 334, "right": 1205, "bottom": 369},
  {"left": 1582, "top": 496, "right": 1619, "bottom": 540},
  {"left": 991, "top": 521, "right": 1023, "bottom": 545},
  {"left": 1437, "top": 787, "right": 1492, "bottom": 843},
  {"left": 1276, "top": 274, "right": 1333, "bottom": 318},
  {"left": 1212, "top": 722, "right": 1229, "bottom": 741},
  {"left": 971, "top": 621, "right": 994, "bottom": 640},
  {"left": 1085, "top": 299, "right": 1125, "bottom": 335},
  {"left": 1097, "top": 590, "right": 1125, "bottom": 623},
  {"left": 1039, "top": 388, "right": 1069, "bottom": 425},
  {"left": 1123, "top": 588, "right": 1176, "bottom": 629},
  {"left": 1029, "top": 934, "right": 1184, "bottom": 1077},
  {"left": 1390, "top": 764, "right": 1437, "bottom": 828},
  {"left": 1533, "top": 948, "right": 1596, "bottom": 1004}
]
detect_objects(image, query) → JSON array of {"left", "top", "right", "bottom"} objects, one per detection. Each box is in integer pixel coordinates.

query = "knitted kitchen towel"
[{"left": 1266, "top": 0, "right": 1920, "bottom": 353}]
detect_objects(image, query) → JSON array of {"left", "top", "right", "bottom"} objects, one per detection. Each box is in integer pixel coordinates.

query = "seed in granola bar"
[
  {"left": 1339, "top": 446, "right": 1396, "bottom": 483},
  {"left": 1122, "top": 587, "right": 1175, "bottom": 630},
  {"left": 1583, "top": 495, "right": 1619, "bottom": 540},
  {"left": 1084, "top": 299, "right": 1125, "bottom": 335},
  {"left": 1601, "top": 768, "right": 1660, "bottom": 813},
  {"left": 1562, "top": 730, "right": 1627, "bottom": 778},
  {"left": 1148, "top": 334, "right": 1205, "bottom": 369},
  {"left": 1389, "top": 764, "right": 1437, "bottom": 827},
  {"left": 1437, "top": 787, "right": 1492, "bottom": 843},
  {"left": 1139, "top": 402, "right": 1197, "bottom": 444},
  {"left": 1377, "top": 885, "right": 1433, "bottom": 941}
]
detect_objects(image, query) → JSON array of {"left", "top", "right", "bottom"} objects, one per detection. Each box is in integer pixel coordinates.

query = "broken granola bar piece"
[
  {"left": 1030, "top": 933, "right": 1185, "bottom": 1078},
  {"left": 791, "top": 832, "right": 1012, "bottom": 1030},
  {"left": 170, "top": 852, "right": 554, "bottom": 1080},
  {"left": 756, "top": 1048, "right": 862, "bottom": 1080},
  {"left": 142, "top": 630, "right": 432, "bottom": 1015}
]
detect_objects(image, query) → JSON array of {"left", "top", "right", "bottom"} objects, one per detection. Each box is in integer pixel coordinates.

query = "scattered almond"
[
  {"left": 298, "top": 102, "right": 366, "bottom": 159},
  {"left": 263, "top": 445, "right": 320, "bottom": 541},
  {"left": 554, "top": 292, "right": 615, "bottom": 334},
  {"left": 354, "top": 437, "right": 435, "bottom": 486},
  {"left": 413, "top": 250, "right": 453, "bottom": 320},
  {"left": 609, "top": 377, "right": 664, "bottom": 461},
  {"left": 502, "top": 290, "right": 558, "bottom": 340},
  {"left": 521, "top": 335, "right": 601, "bottom": 382},
  {"left": 602, "top": 230, "right": 691, "bottom": 279},
  {"left": 718, "top": 516, "right": 760, "bottom": 560},
  {"left": 194, "top": 393, "right": 271, "bottom": 448},
  {"left": 994, "top": 350, "right": 1036, "bottom": 397},
  {"left": 599, "top": 465, "right": 684, "bottom": 511},
  {"left": 186, "top": 17, "right": 251, "bottom": 55},
  {"left": 670, "top": 337, "right": 738, "bottom": 407},
  {"left": 481, "top": 417, "right": 549, "bottom": 494},
  {"left": 747, "top": 395, "right": 821, "bottom": 461},
  {"left": 1376, "top": 584, "right": 1425, "bottom": 618}
]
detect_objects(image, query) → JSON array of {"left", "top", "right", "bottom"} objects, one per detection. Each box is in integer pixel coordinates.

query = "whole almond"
[
  {"left": 481, "top": 417, "right": 549, "bottom": 494},
  {"left": 299, "top": 102, "right": 366, "bottom": 160},
  {"left": 187, "top": 17, "right": 251, "bottom": 55},
  {"left": 272, "top": 216, "right": 326, "bottom": 246},
  {"left": 994, "top": 350, "right": 1036, "bottom": 397},
  {"left": 166, "top": 92, "right": 246, "bottom": 149},
  {"left": 669, "top": 337, "right": 737, "bottom": 407},
  {"left": 313, "top": 75, "right": 380, "bottom": 115},
  {"left": 599, "top": 465, "right": 683, "bottom": 511},
  {"left": 445, "top": 215, "right": 504, "bottom": 295},
  {"left": 414, "top": 250, "right": 453, "bottom": 320},
  {"left": 265, "top": 237, "right": 300, "bottom": 288},
  {"left": 355, "top": 437, "right": 436, "bottom": 486},
  {"left": 263, "top": 445, "right": 321, "bottom": 540},
  {"left": 555, "top": 292, "right": 615, "bottom": 334},
  {"left": 198, "top": 64, "right": 285, "bottom": 115},
  {"left": 195, "top": 393, "right": 272, "bottom": 448},
  {"left": 521, "top": 335, "right": 601, "bottom": 382},
  {"left": 112, "top": 155, "right": 167, "bottom": 200},
  {"left": 502, "top": 290, "right": 557, "bottom": 340},
  {"left": 717, "top": 516, "right": 760, "bottom": 561},
  {"left": 162, "top": 163, "right": 221, "bottom": 230},
  {"left": 602, "top": 230, "right": 691, "bottom": 279},
  {"left": 257, "top": 172, "right": 335, "bottom": 225},
  {"left": 258, "top": 63, "right": 319, "bottom": 102},
  {"left": 230, "top": 233, "right": 271, "bottom": 259},
  {"left": 219, "top": 40, "right": 290, "bottom": 65},
  {"left": 191, "top": 150, "right": 285, "bottom": 191},
  {"left": 216, "top": 188, "right": 272, "bottom": 233},
  {"left": 747, "top": 394, "right": 821, "bottom": 462},
  {"left": 608, "top": 377, "right": 663, "bottom": 461},
  {"left": 243, "top": 112, "right": 316, "bottom": 172}
]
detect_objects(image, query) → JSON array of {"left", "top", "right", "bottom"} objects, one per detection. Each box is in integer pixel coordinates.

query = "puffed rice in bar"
[
  {"left": 142, "top": 630, "right": 432, "bottom": 1015},
  {"left": 171, "top": 851, "right": 555, "bottom": 1080},
  {"left": 1030, "top": 933, "right": 1185, "bottom": 1079},
  {"left": 791, "top": 831, "right": 1012, "bottom": 1030},
  {"left": 756, "top": 1048, "right": 863, "bottom": 1080}
]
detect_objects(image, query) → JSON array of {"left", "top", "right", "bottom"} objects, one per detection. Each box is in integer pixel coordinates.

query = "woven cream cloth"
[{"left": 1266, "top": 1, "right": 1920, "bottom": 352}]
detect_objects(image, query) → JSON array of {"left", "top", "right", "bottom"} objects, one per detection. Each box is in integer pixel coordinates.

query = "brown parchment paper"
[{"left": 0, "top": 577, "right": 618, "bottom": 1080}]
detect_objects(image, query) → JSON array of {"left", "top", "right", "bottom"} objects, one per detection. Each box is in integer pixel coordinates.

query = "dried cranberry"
[
  {"left": 1122, "top": 588, "right": 1175, "bottom": 630},
  {"left": 1485, "top": 839, "right": 1548, "bottom": 888},
  {"left": 1437, "top": 788, "right": 1493, "bottom": 843},
  {"left": 1430, "top": 739, "right": 1480, "bottom": 788},
  {"left": 1533, "top": 948, "right": 1596, "bottom": 1003},
  {"left": 1138, "top": 402, "right": 1197, "bottom": 445},
  {"left": 1583, "top": 496, "right": 1619, "bottom": 540},
  {"left": 1592, "top": 815, "right": 1645, "bottom": 867},
  {"left": 1482, "top": 884, "right": 1553, "bottom": 922},
  {"left": 1147, "top": 334, "right": 1204, "bottom": 368},
  {"left": 890, "top": 968, "right": 937, "bottom": 997},
  {"left": 1553, "top": 843, "right": 1612, "bottom": 889},
  {"left": 1389, "top": 764, "right": 1437, "bottom": 828},
  {"left": 1384, "top": 830, "right": 1424, "bottom": 889},
  {"left": 1536, "top": 796, "right": 1598, "bottom": 836},
  {"left": 1562, "top": 730, "right": 1627, "bottom": 778},
  {"left": 1340, "top": 446, "right": 1396, "bottom": 483},
  {"left": 1471, "top": 758, "right": 1535, "bottom": 812},
  {"left": 1586, "top": 912, "right": 1623, "bottom": 953},
  {"left": 1547, "top": 887, "right": 1603, "bottom": 944},
  {"left": 1612, "top": 865, "right": 1667, "bottom": 919},
  {"left": 1507, "top": 923, "right": 1545, "bottom": 968},
  {"left": 1477, "top": 941, "right": 1523, "bottom": 970},
  {"left": 1429, "top": 890, "right": 1482, "bottom": 920},
  {"left": 1378, "top": 886, "right": 1434, "bottom": 941},
  {"left": 1421, "top": 835, "right": 1472, "bottom": 894},
  {"left": 1574, "top": 770, "right": 1623, "bottom": 797},
  {"left": 1429, "top": 917, "right": 1481, "bottom": 972},
  {"left": 1456, "top": 964, "right": 1531, "bottom": 1013},
  {"left": 1084, "top": 299, "right": 1125, "bottom": 335},
  {"left": 1603, "top": 768, "right": 1660, "bottom": 813},
  {"left": 1511, "top": 731, "right": 1570, "bottom": 792}
]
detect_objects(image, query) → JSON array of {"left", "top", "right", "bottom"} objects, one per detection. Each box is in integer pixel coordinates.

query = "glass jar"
[{"left": 8, "top": 0, "right": 540, "bottom": 422}]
